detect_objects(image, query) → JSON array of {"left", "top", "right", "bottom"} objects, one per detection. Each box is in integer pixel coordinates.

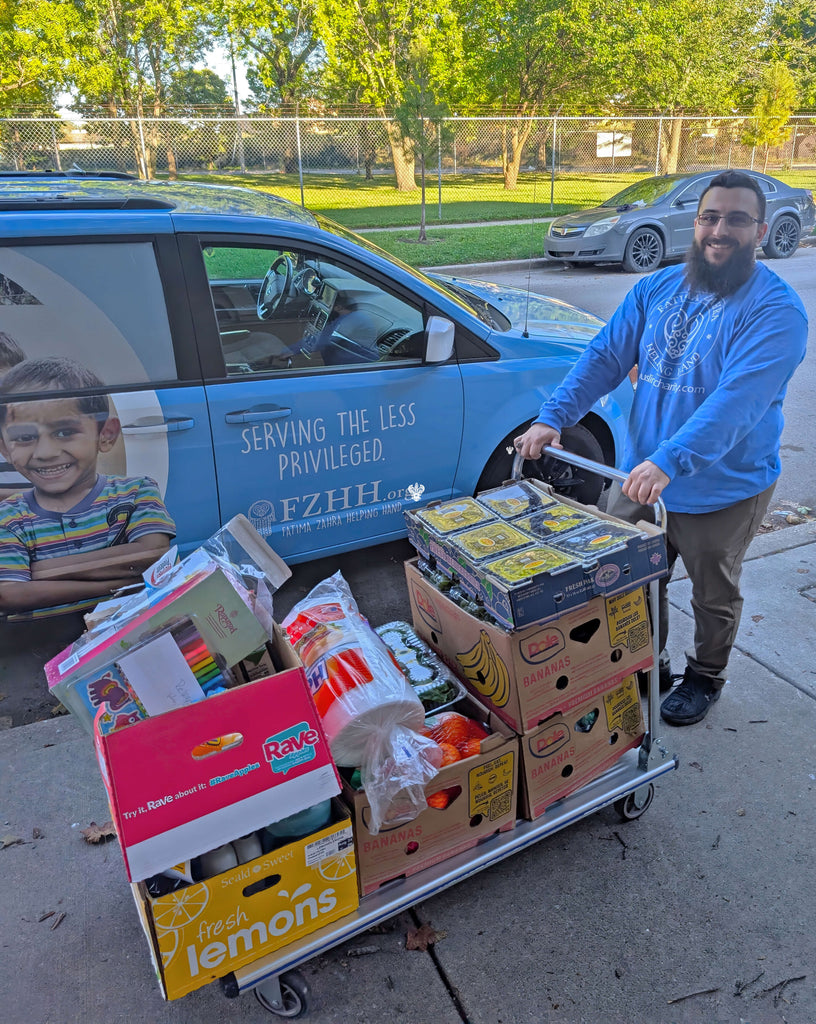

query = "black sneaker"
[
  {"left": 660, "top": 666, "right": 722, "bottom": 726},
  {"left": 637, "top": 657, "right": 675, "bottom": 695}
]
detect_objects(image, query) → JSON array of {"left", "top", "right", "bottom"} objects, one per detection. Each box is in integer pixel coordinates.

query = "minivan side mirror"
[{"left": 425, "top": 316, "right": 455, "bottom": 363}]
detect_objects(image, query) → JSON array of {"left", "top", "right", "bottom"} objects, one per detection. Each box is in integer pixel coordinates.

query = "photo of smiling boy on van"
[{"left": 0, "top": 356, "right": 176, "bottom": 616}]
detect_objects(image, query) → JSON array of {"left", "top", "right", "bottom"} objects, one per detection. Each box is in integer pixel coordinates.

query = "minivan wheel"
[
  {"left": 763, "top": 215, "right": 800, "bottom": 259},
  {"left": 477, "top": 423, "right": 606, "bottom": 506},
  {"left": 622, "top": 228, "right": 664, "bottom": 273}
]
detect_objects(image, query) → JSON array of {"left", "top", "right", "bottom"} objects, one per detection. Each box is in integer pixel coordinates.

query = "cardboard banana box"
[
  {"left": 344, "top": 694, "right": 517, "bottom": 896},
  {"left": 518, "top": 675, "right": 645, "bottom": 818},
  {"left": 406, "top": 558, "right": 653, "bottom": 734}
]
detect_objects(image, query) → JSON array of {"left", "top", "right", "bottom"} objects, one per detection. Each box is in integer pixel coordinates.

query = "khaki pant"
[{"left": 607, "top": 483, "right": 775, "bottom": 680}]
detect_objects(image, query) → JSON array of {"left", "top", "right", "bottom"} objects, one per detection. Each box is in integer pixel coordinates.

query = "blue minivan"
[{"left": 0, "top": 173, "right": 631, "bottom": 616}]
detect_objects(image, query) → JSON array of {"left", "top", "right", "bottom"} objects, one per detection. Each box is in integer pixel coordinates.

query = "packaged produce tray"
[{"left": 375, "top": 620, "right": 468, "bottom": 715}]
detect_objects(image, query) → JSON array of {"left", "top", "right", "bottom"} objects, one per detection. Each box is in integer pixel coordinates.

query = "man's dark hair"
[
  {"left": 0, "top": 356, "right": 110, "bottom": 427},
  {"left": 0, "top": 332, "right": 25, "bottom": 370},
  {"left": 699, "top": 170, "right": 766, "bottom": 222}
]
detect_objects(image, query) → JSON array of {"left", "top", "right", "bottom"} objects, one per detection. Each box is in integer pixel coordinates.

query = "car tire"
[
  {"left": 477, "top": 423, "right": 607, "bottom": 506},
  {"left": 622, "top": 228, "right": 664, "bottom": 273},
  {"left": 762, "top": 215, "right": 801, "bottom": 259}
]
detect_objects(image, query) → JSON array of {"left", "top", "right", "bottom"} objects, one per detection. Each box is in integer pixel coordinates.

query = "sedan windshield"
[{"left": 602, "top": 175, "right": 689, "bottom": 209}]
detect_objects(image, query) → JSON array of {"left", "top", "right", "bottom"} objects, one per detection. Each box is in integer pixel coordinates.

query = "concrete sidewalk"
[{"left": 2, "top": 525, "right": 815, "bottom": 1024}]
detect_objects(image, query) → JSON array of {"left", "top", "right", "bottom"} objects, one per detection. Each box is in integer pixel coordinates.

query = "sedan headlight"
[{"left": 584, "top": 216, "right": 621, "bottom": 237}]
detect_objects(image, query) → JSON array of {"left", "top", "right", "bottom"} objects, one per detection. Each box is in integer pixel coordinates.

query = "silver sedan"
[{"left": 544, "top": 169, "right": 816, "bottom": 272}]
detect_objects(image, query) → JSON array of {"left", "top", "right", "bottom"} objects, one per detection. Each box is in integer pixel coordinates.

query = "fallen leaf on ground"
[
  {"left": 1, "top": 834, "right": 23, "bottom": 848},
  {"left": 406, "top": 922, "right": 447, "bottom": 951},
  {"left": 80, "top": 821, "right": 116, "bottom": 844},
  {"left": 751, "top": 615, "right": 764, "bottom": 623}
]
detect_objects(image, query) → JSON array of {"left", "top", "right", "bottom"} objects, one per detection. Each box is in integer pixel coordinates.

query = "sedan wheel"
[
  {"left": 622, "top": 228, "right": 664, "bottom": 273},
  {"left": 762, "top": 215, "right": 801, "bottom": 259}
]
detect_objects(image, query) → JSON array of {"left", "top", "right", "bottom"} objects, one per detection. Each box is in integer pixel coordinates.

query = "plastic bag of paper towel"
[{"left": 283, "top": 571, "right": 442, "bottom": 833}]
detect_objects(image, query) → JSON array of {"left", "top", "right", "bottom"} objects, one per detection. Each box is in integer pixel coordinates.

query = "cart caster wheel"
[
  {"left": 254, "top": 970, "right": 310, "bottom": 1018},
  {"left": 614, "top": 783, "right": 654, "bottom": 821}
]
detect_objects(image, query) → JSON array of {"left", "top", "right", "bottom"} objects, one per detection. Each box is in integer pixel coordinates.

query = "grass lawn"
[
  {"left": 357, "top": 223, "right": 552, "bottom": 267},
  {"left": 172, "top": 167, "right": 814, "bottom": 267},
  {"left": 174, "top": 169, "right": 644, "bottom": 227}
]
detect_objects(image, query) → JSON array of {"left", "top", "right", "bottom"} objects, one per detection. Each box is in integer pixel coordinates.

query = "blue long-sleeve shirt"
[{"left": 537, "top": 262, "right": 808, "bottom": 513}]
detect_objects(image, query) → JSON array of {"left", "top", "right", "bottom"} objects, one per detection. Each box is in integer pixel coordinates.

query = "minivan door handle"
[
  {"left": 121, "top": 417, "right": 196, "bottom": 434},
  {"left": 225, "top": 405, "right": 293, "bottom": 424}
]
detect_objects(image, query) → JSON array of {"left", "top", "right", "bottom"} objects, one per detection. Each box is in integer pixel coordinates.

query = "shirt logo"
[{"left": 644, "top": 291, "right": 723, "bottom": 381}]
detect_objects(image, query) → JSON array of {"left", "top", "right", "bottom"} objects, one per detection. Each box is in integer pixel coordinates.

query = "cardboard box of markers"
[
  {"left": 403, "top": 478, "right": 668, "bottom": 630},
  {"left": 42, "top": 517, "right": 361, "bottom": 999}
]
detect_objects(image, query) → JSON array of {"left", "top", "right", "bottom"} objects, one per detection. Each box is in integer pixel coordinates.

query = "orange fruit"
[
  {"left": 437, "top": 741, "right": 461, "bottom": 766},
  {"left": 460, "top": 737, "right": 483, "bottom": 758}
]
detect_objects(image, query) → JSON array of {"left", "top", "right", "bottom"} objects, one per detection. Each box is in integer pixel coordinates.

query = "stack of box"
[
  {"left": 404, "top": 480, "right": 666, "bottom": 820},
  {"left": 47, "top": 519, "right": 360, "bottom": 1000}
]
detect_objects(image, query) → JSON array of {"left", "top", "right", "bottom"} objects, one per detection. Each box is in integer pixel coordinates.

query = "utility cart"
[{"left": 221, "top": 448, "right": 679, "bottom": 1018}]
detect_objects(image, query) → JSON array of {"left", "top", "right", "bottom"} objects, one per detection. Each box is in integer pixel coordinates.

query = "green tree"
[
  {"left": 167, "top": 68, "right": 231, "bottom": 110},
  {"left": 213, "top": 0, "right": 322, "bottom": 110},
  {"left": 68, "top": 0, "right": 208, "bottom": 177},
  {"left": 767, "top": 0, "right": 816, "bottom": 109},
  {"left": 315, "top": 0, "right": 460, "bottom": 191},
  {"left": 742, "top": 62, "right": 798, "bottom": 172},
  {"left": 394, "top": 39, "right": 452, "bottom": 240},
  {"left": 0, "top": 0, "right": 77, "bottom": 114},
  {"left": 620, "top": 0, "right": 765, "bottom": 174},
  {"left": 455, "top": 0, "right": 630, "bottom": 189}
]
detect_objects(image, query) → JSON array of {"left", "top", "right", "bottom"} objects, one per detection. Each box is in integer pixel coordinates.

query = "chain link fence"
[{"left": 2, "top": 114, "right": 814, "bottom": 218}]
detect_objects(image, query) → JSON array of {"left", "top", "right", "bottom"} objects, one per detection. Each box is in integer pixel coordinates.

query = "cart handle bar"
[{"left": 511, "top": 447, "right": 666, "bottom": 529}]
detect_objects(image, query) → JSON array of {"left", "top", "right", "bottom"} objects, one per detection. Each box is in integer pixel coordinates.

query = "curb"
[{"left": 423, "top": 258, "right": 551, "bottom": 274}]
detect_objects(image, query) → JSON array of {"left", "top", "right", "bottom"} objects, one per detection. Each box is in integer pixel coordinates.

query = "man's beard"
[{"left": 685, "top": 237, "right": 757, "bottom": 297}]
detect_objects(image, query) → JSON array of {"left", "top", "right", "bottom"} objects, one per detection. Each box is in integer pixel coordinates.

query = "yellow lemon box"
[
  {"left": 406, "top": 559, "right": 653, "bottom": 735},
  {"left": 518, "top": 676, "right": 645, "bottom": 819},
  {"left": 132, "top": 800, "right": 358, "bottom": 1001}
]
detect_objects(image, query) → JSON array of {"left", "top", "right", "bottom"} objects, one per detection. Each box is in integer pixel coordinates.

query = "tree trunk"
[
  {"left": 356, "top": 121, "right": 377, "bottom": 179},
  {"left": 502, "top": 119, "right": 535, "bottom": 190},
  {"left": 384, "top": 119, "right": 416, "bottom": 191},
  {"left": 663, "top": 116, "right": 683, "bottom": 174},
  {"left": 167, "top": 144, "right": 178, "bottom": 180},
  {"left": 418, "top": 150, "right": 427, "bottom": 242}
]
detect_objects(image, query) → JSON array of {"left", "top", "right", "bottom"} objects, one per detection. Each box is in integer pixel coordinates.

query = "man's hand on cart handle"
[
  {"left": 622, "top": 460, "right": 670, "bottom": 506},
  {"left": 514, "top": 422, "right": 562, "bottom": 460}
]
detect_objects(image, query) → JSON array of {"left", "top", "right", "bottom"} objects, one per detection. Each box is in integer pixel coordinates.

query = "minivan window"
[
  {"left": 0, "top": 242, "right": 177, "bottom": 387},
  {"left": 202, "top": 243, "right": 426, "bottom": 374}
]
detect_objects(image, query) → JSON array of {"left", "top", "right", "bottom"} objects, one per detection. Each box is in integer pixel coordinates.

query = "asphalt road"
[{"left": 458, "top": 245, "right": 816, "bottom": 510}]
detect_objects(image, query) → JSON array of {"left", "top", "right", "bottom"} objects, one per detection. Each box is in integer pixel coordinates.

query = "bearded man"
[{"left": 515, "top": 170, "right": 808, "bottom": 726}]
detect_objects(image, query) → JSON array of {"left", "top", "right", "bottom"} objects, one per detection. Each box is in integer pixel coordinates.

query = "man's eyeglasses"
[{"left": 697, "top": 211, "right": 762, "bottom": 229}]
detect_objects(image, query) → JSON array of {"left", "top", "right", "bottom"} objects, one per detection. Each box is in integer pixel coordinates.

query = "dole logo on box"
[
  {"left": 520, "top": 628, "right": 565, "bottom": 665},
  {"left": 529, "top": 723, "right": 570, "bottom": 759},
  {"left": 412, "top": 584, "right": 442, "bottom": 632},
  {"left": 263, "top": 721, "right": 321, "bottom": 775}
]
